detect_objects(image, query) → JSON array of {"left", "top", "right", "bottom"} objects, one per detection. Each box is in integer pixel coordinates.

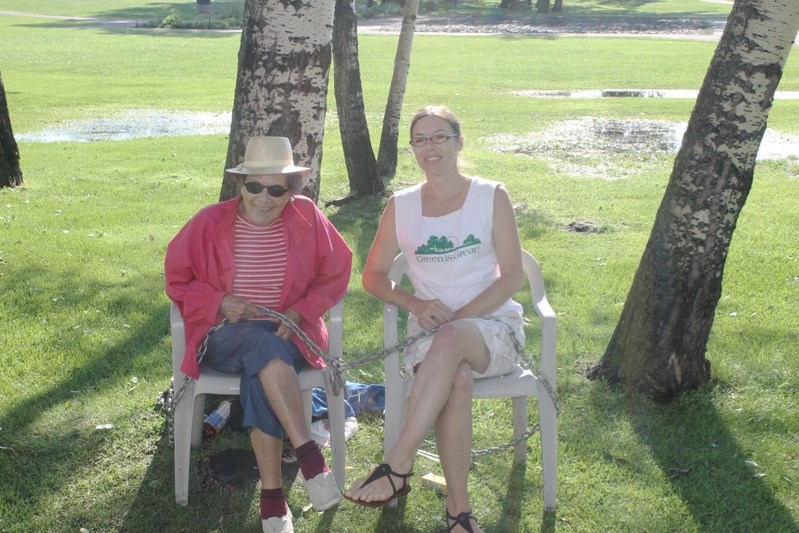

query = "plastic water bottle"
[{"left": 203, "top": 399, "right": 232, "bottom": 440}]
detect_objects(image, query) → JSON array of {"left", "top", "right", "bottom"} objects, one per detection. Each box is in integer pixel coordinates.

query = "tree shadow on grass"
[
  {"left": 118, "top": 425, "right": 269, "bottom": 532},
  {"left": 373, "top": 497, "right": 426, "bottom": 533},
  {"left": 623, "top": 385, "right": 799, "bottom": 532},
  {"left": 0, "top": 257, "right": 198, "bottom": 519}
]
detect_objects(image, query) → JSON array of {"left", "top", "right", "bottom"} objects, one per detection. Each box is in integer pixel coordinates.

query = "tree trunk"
[
  {"left": 332, "top": 0, "right": 383, "bottom": 196},
  {"left": 376, "top": 0, "right": 419, "bottom": 180},
  {"left": 552, "top": 0, "right": 562, "bottom": 12},
  {"left": 0, "top": 73, "right": 23, "bottom": 189},
  {"left": 586, "top": 0, "right": 799, "bottom": 402},
  {"left": 501, "top": 0, "right": 530, "bottom": 8},
  {"left": 536, "top": 0, "right": 550, "bottom": 13},
  {"left": 220, "top": 0, "right": 335, "bottom": 203}
]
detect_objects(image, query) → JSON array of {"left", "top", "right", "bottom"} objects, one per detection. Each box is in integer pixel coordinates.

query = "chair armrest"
[
  {"left": 522, "top": 251, "right": 557, "bottom": 393},
  {"left": 170, "top": 302, "right": 186, "bottom": 376},
  {"left": 535, "top": 296, "right": 557, "bottom": 394}
]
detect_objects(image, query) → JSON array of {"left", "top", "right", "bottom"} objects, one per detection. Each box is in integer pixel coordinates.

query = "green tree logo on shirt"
[{"left": 415, "top": 234, "right": 481, "bottom": 255}]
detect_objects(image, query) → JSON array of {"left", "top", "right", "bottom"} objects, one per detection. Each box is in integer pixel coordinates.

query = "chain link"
[{"left": 163, "top": 308, "right": 560, "bottom": 458}]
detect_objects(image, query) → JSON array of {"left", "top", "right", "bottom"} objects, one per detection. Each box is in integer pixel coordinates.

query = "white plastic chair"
[
  {"left": 170, "top": 302, "right": 347, "bottom": 506},
  {"left": 382, "top": 250, "right": 557, "bottom": 510}
]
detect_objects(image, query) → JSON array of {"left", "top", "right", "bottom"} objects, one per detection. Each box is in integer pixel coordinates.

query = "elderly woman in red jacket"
[{"left": 165, "top": 136, "right": 352, "bottom": 533}]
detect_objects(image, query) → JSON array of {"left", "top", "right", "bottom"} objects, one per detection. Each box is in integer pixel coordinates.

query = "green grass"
[{"left": 2, "top": 4, "right": 799, "bottom": 533}]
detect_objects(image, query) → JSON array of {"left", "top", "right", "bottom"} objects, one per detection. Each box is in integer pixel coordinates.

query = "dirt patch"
[{"left": 486, "top": 116, "right": 798, "bottom": 179}]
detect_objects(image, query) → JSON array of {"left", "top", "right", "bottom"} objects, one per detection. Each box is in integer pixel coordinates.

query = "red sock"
[
  {"left": 295, "top": 440, "right": 329, "bottom": 480},
  {"left": 260, "top": 487, "right": 287, "bottom": 520}
]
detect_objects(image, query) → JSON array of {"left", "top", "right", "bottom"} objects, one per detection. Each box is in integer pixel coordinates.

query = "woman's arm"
[
  {"left": 164, "top": 218, "right": 229, "bottom": 327},
  {"left": 362, "top": 197, "right": 454, "bottom": 327},
  {"left": 453, "top": 185, "right": 524, "bottom": 319}
]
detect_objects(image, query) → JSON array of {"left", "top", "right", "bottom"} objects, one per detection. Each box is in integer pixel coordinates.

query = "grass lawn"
[{"left": 1, "top": 3, "right": 798, "bottom": 533}]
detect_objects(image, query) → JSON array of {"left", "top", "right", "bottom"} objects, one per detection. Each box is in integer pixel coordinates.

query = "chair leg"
[
  {"left": 383, "top": 354, "right": 410, "bottom": 457},
  {"left": 325, "top": 382, "right": 347, "bottom": 490},
  {"left": 190, "top": 393, "right": 206, "bottom": 448},
  {"left": 301, "top": 389, "right": 313, "bottom": 429},
  {"left": 173, "top": 392, "right": 196, "bottom": 505},
  {"left": 511, "top": 396, "right": 529, "bottom": 464},
  {"left": 539, "top": 395, "right": 558, "bottom": 511}
]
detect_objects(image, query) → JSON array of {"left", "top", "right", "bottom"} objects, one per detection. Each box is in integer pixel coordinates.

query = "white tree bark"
[
  {"left": 589, "top": 0, "right": 799, "bottom": 401},
  {"left": 222, "top": 0, "right": 335, "bottom": 201},
  {"left": 671, "top": 0, "right": 798, "bottom": 268}
]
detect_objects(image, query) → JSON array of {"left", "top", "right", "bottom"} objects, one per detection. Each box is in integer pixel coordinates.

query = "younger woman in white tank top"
[{"left": 346, "top": 106, "right": 527, "bottom": 533}]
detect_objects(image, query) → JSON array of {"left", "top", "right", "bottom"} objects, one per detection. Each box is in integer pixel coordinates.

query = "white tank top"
[{"left": 394, "top": 177, "right": 521, "bottom": 315}]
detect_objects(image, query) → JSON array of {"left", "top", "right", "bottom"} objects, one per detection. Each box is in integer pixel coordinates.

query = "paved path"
[{"left": 2, "top": 9, "right": 728, "bottom": 41}]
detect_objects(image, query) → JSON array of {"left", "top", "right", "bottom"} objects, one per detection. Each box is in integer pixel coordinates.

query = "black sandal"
[
  {"left": 344, "top": 463, "right": 413, "bottom": 508},
  {"left": 447, "top": 508, "right": 478, "bottom": 533}
]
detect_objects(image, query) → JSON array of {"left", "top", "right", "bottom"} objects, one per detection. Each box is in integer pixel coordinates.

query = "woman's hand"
[
  {"left": 273, "top": 308, "right": 303, "bottom": 340},
  {"left": 219, "top": 295, "right": 259, "bottom": 323},
  {"left": 412, "top": 299, "right": 454, "bottom": 329}
]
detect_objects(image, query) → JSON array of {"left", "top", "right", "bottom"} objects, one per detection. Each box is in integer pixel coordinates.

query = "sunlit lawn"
[{"left": 1, "top": 3, "right": 798, "bottom": 533}]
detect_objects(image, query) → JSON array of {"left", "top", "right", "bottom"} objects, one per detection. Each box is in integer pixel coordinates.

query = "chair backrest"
[{"left": 384, "top": 249, "right": 556, "bottom": 389}]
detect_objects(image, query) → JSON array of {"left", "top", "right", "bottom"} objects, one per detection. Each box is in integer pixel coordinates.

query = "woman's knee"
[
  {"left": 258, "top": 356, "right": 294, "bottom": 380},
  {"left": 432, "top": 321, "right": 483, "bottom": 354}
]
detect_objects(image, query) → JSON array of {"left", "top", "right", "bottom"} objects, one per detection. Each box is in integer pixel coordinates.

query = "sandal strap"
[
  {"left": 446, "top": 509, "right": 476, "bottom": 533},
  {"left": 360, "top": 463, "right": 413, "bottom": 495}
]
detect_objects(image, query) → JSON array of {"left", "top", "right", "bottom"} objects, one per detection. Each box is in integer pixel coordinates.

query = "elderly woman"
[{"left": 165, "top": 136, "right": 352, "bottom": 533}]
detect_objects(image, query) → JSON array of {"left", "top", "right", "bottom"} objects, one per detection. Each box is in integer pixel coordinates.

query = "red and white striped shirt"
[{"left": 232, "top": 214, "right": 287, "bottom": 308}]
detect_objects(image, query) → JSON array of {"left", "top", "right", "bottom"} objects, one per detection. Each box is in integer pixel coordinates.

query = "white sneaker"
[
  {"left": 262, "top": 509, "right": 294, "bottom": 533},
  {"left": 301, "top": 470, "right": 343, "bottom": 510}
]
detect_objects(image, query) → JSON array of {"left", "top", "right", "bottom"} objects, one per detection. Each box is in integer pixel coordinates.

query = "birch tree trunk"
[
  {"left": 221, "top": 0, "right": 335, "bottom": 203},
  {"left": 587, "top": 0, "right": 799, "bottom": 402},
  {"left": 0, "top": 73, "right": 22, "bottom": 189},
  {"left": 376, "top": 0, "right": 419, "bottom": 179},
  {"left": 332, "top": 0, "right": 383, "bottom": 198}
]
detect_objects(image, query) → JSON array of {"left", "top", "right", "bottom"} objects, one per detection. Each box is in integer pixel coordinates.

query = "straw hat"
[{"left": 226, "top": 136, "right": 311, "bottom": 176}]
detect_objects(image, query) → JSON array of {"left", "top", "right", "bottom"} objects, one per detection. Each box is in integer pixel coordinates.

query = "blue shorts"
[{"left": 201, "top": 319, "right": 306, "bottom": 439}]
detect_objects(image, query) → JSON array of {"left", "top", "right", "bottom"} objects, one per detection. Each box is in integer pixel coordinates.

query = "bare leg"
[
  {"left": 258, "top": 358, "right": 313, "bottom": 448},
  {"left": 346, "top": 320, "right": 489, "bottom": 504},
  {"left": 436, "top": 362, "right": 483, "bottom": 532},
  {"left": 251, "top": 427, "right": 283, "bottom": 489}
]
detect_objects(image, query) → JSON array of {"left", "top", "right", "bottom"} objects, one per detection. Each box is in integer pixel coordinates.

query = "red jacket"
[{"left": 165, "top": 196, "right": 352, "bottom": 379}]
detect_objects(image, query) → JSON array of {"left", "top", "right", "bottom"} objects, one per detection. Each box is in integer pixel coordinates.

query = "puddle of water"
[
  {"left": 487, "top": 117, "right": 799, "bottom": 179},
  {"left": 513, "top": 89, "right": 799, "bottom": 99},
  {"left": 17, "top": 110, "right": 231, "bottom": 143},
  {"left": 16, "top": 109, "right": 797, "bottom": 180}
]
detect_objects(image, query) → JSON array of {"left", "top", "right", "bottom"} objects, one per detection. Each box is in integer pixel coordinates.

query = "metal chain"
[{"left": 163, "top": 308, "right": 560, "bottom": 458}]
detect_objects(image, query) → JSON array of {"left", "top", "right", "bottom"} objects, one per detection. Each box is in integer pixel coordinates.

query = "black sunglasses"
[{"left": 243, "top": 181, "right": 290, "bottom": 197}]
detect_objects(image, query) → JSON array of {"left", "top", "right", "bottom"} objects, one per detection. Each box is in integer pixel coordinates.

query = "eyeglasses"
[
  {"left": 243, "top": 181, "right": 290, "bottom": 197},
  {"left": 409, "top": 133, "right": 458, "bottom": 147}
]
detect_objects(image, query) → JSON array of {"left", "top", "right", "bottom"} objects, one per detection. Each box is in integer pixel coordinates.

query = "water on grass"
[
  {"left": 16, "top": 110, "right": 231, "bottom": 143},
  {"left": 16, "top": 100, "right": 798, "bottom": 182},
  {"left": 513, "top": 89, "right": 799, "bottom": 100},
  {"left": 487, "top": 117, "right": 799, "bottom": 180}
]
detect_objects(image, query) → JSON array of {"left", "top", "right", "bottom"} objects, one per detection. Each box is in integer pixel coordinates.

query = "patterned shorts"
[{"left": 401, "top": 310, "right": 525, "bottom": 379}]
